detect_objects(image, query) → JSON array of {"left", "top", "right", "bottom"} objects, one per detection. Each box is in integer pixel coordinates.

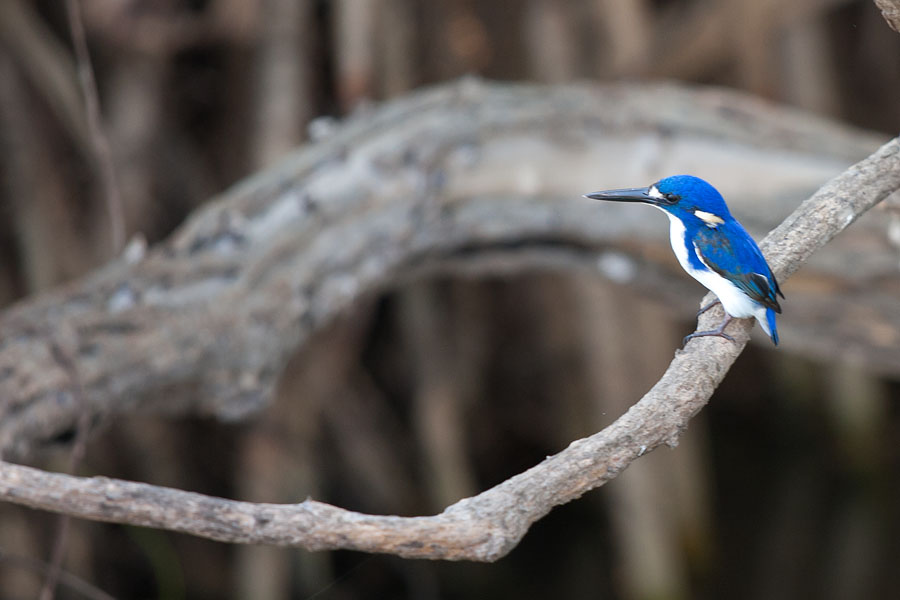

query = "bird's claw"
[
  {"left": 683, "top": 314, "right": 736, "bottom": 346},
  {"left": 682, "top": 330, "right": 736, "bottom": 346},
  {"left": 696, "top": 300, "right": 721, "bottom": 318}
]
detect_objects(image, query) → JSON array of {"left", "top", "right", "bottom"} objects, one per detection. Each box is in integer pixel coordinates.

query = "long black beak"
[{"left": 584, "top": 186, "right": 655, "bottom": 204}]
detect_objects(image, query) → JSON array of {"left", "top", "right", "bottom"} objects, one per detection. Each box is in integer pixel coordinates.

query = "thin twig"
[
  {"left": 39, "top": 6, "right": 126, "bottom": 588},
  {"left": 64, "top": 0, "right": 125, "bottom": 254},
  {"left": 0, "top": 0, "right": 92, "bottom": 155},
  {"left": 39, "top": 342, "right": 93, "bottom": 600}
]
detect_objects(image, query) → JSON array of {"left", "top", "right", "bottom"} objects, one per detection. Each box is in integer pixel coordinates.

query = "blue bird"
[{"left": 585, "top": 175, "right": 784, "bottom": 345}]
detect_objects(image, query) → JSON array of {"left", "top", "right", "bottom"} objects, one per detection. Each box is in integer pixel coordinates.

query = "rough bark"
[{"left": 875, "top": 0, "right": 900, "bottom": 32}]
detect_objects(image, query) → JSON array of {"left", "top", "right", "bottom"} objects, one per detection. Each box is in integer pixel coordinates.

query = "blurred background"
[{"left": 1, "top": 0, "right": 900, "bottom": 598}]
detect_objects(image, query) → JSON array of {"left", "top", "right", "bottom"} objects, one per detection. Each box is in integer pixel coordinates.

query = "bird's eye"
[{"left": 663, "top": 193, "right": 680, "bottom": 204}]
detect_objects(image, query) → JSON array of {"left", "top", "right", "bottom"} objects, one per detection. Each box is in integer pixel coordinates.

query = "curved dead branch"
[
  {"left": 0, "top": 80, "right": 889, "bottom": 460},
  {"left": 0, "top": 79, "right": 897, "bottom": 558},
  {"left": 875, "top": 0, "right": 900, "bottom": 32}
]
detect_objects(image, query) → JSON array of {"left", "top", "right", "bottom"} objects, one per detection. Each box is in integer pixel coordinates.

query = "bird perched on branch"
[{"left": 585, "top": 175, "right": 784, "bottom": 345}]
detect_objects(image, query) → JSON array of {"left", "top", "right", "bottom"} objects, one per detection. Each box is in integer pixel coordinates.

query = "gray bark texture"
[
  {"left": 875, "top": 0, "right": 900, "bottom": 32},
  {"left": 0, "top": 80, "right": 898, "bottom": 560}
]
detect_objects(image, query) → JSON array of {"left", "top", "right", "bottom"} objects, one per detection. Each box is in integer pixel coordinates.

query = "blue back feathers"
[
  {"left": 657, "top": 175, "right": 784, "bottom": 314},
  {"left": 693, "top": 220, "right": 783, "bottom": 313}
]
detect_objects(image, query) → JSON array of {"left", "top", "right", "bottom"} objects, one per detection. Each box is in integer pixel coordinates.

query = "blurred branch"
[
  {"left": 65, "top": 0, "right": 125, "bottom": 254},
  {"left": 38, "top": 340, "right": 93, "bottom": 600},
  {"left": 79, "top": 0, "right": 255, "bottom": 55},
  {"left": 653, "top": 0, "right": 855, "bottom": 80},
  {"left": 874, "top": 0, "right": 900, "bottom": 32},
  {"left": 0, "top": 80, "right": 892, "bottom": 459},
  {"left": 592, "top": 0, "right": 652, "bottom": 75},
  {"left": 0, "top": 549, "right": 114, "bottom": 600},
  {"left": 0, "top": 80, "right": 896, "bottom": 559},
  {"left": 35, "top": 3, "right": 130, "bottom": 588},
  {"left": 377, "top": 0, "right": 415, "bottom": 96},
  {"left": 525, "top": 0, "right": 578, "bottom": 81},
  {"left": 401, "top": 283, "right": 478, "bottom": 509},
  {"left": 252, "top": 0, "right": 312, "bottom": 166},
  {"left": 334, "top": 0, "right": 377, "bottom": 110},
  {"left": 0, "top": 132, "right": 896, "bottom": 560},
  {"left": 0, "top": 60, "right": 96, "bottom": 291},
  {"left": 0, "top": 0, "right": 91, "bottom": 155}
]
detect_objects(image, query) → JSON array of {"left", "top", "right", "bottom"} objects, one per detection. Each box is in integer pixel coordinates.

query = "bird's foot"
[
  {"left": 683, "top": 329, "right": 736, "bottom": 345},
  {"left": 683, "top": 315, "right": 736, "bottom": 346},
  {"left": 696, "top": 299, "right": 721, "bottom": 317}
]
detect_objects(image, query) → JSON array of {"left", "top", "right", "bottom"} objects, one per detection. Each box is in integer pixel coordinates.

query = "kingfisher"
[{"left": 585, "top": 175, "right": 784, "bottom": 345}]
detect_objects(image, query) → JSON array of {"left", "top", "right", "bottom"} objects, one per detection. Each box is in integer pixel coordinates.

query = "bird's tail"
[{"left": 764, "top": 307, "right": 779, "bottom": 346}]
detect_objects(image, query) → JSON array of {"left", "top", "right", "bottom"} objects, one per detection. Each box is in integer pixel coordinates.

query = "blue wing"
[{"left": 692, "top": 222, "right": 784, "bottom": 313}]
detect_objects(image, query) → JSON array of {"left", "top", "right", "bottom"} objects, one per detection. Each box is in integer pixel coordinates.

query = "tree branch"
[
  {"left": 64, "top": 0, "right": 125, "bottom": 254},
  {"left": 0, "top": 80, "right": 889, "bottom": 459},
  {"left": 874, "top": 0, "right": 900, "bottom": 32},
  {"left": 0, "top": 123, "right": 897, "bottom": 559}
]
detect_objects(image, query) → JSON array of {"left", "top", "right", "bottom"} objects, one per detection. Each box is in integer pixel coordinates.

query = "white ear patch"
[
  {"left": 694, "top": 210, "right": 724, "bottom": 227},
  {"left": 647, "top": 185, "right": 664, "bottom": 200}
]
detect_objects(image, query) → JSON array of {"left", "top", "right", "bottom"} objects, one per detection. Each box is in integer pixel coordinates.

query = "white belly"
[{"left": 666, "top": 214, "right": 770, "bottom": 332}]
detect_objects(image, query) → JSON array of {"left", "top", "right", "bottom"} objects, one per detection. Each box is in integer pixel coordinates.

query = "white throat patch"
[{"left": 694, "top": 210, "right": 724, "bottom": 227}]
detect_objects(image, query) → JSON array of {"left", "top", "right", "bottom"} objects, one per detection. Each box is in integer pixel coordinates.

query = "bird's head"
[{"left": 585, "top": 175, "right": 732, "bottom": 226}]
